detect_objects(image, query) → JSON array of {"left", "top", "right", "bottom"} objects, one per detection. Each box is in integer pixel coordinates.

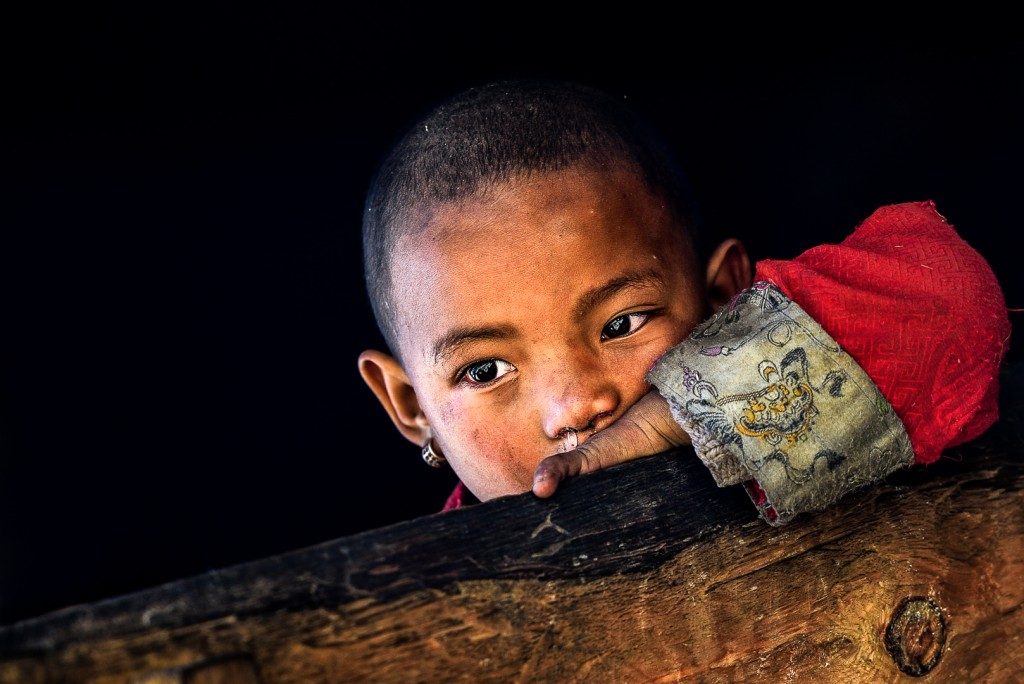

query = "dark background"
[{"left": 2, "top": 8, "right": 1021, "bottom": 623}]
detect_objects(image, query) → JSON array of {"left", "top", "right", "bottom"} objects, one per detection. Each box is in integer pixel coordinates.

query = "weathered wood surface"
[{"left": 2, "top": 368, "right": 1023, "bottom": 683}]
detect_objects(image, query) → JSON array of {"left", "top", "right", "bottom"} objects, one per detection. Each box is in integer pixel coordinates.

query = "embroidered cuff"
[{"left": 646, "top": 281, "right": 915, "bottom": 526}]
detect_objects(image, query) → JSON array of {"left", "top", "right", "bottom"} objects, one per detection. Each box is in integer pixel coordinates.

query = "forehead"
[
  {"left": 389, "top": 164, "right": 694, "bottom": 364},
  {"left": 452, "top": 163, "right": 674, "bottom": 235}
]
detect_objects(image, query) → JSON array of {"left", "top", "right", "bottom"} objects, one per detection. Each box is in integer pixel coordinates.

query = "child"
[{"left": 358, "top": 79, "right": 1011, "bottom": 526}]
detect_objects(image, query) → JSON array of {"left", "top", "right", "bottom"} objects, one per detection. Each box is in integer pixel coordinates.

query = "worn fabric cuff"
[{"left": 646, "top": 281, "right": 915, "bottom": 526}]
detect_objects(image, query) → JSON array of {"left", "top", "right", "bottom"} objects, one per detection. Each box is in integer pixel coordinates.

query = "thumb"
[{"left": 532, "top": 389, "right": 690, "bottom": 498}]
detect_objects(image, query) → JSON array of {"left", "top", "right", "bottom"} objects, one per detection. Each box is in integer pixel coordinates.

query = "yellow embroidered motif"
[{"left": 718, "top": 358, "right": 818, "bottom": 446}]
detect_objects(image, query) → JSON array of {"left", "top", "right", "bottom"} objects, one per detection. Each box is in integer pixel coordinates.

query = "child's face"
[{"left": 360, "top": 163, "right": 740, "bottom": 502}]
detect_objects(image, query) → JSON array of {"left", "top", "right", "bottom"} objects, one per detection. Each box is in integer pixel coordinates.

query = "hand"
[{"left": 532, "top": 389, "right": 692, "bottom": 498}]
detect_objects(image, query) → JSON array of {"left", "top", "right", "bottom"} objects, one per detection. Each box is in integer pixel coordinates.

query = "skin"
[{"left": 358, "top": 162, "right": 752, "bottom": 503}]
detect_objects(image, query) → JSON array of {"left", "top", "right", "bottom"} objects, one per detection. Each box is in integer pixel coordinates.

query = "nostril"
[{"left": 587, "top": 410, "right": 615, "bottom": 434}]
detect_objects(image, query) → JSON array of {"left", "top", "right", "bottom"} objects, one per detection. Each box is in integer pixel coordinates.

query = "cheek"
[
  {"left": 647, "top": 305, "right": 707, "bottom": 360},
  {"left": 430, "top": 396, "right": 537, "bottom": 500},
  {"left": 630, "top": 351, "right": 664, "bottom": 397},
  {"left": 617, "top": 318, "right": 693, "bottom": 382}
]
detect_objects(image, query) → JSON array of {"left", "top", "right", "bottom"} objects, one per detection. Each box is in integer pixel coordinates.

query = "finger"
[
  {"left": 532, "top": 390, "right": 692, "bottom": 498},
  {"left": 532, "top": 414, "right": 659, "bottom": 498},
  {"left": 532, "top": 446, "right": 594, "bottom": 498}
]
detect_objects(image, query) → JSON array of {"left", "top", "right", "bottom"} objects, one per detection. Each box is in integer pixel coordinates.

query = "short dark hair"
[{"left": 362, "top": 78, "right": 707, "bottom": 359}]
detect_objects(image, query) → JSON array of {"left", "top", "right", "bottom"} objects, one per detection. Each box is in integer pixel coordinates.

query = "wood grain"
[{"left": 2, "top": 368, "right": 1022, "bottom": 683}]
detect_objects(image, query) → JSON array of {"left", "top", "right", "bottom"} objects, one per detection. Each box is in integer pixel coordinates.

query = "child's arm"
[{"left": 534, "top": 199, "right": 1012, "bottom": 526}]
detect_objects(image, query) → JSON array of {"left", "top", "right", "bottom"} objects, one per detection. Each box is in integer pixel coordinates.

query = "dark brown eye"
[
  {"left": 601, "top": 312, "right": 651, "bottom": 340},
  {"left": 467, "top": 361, "right": 496, "bottom": 382},
  {"left": 462, "top": 359, "right": 514, "bottom": 385}
]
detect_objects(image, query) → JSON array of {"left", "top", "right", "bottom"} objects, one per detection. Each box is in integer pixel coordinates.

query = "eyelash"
[
  {"left": 600, "top": 308, "right": 661, "bottom": 341},
  {"left": 454, "top": 309, "right": 662, "bottom": 388},
  {"left": 455, "top": 359, "right": 517, "bottom": 387}
]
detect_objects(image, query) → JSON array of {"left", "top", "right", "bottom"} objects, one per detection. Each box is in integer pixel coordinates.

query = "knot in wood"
[{"left": 884, "top": 596, "right": 946, "bottom": 676}]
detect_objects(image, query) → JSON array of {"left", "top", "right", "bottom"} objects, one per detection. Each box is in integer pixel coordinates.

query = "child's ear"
[
  {"left": 705, "top": 238, "right": 753, "bottom": 312},
  {"left": 357, "top": 349, "right": 431, "bottom": 447}
]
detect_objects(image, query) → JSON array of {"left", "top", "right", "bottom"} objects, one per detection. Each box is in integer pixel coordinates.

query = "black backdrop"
[{"left": 3, "top": 8, "right": 1021, "bottom": 623}]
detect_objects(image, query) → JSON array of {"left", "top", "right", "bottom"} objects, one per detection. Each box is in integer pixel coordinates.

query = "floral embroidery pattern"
[
  {"left": 722, "top": 349, "right": 818, "bottom": 446},
  {"left": 695, "top": 282, "right": 841, "bottom": 358},
  {"left": 647, "top": 281, "right": 915, "bottom": 526}
]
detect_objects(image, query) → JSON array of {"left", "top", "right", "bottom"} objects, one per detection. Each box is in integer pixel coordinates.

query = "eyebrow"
[
  {"left": 430, "top": 269, "right": 666, "bottom": 366},
  {"left": 432, "top": 324, "right": 520, "bottom": 365},
  {"left": 572, "top": 268, "right": 666, "bottom": 321}
]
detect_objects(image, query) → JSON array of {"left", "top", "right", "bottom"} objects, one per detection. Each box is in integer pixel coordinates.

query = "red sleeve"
[{"left": 754, "top": 199, "right": 1011, "bottom": 465}]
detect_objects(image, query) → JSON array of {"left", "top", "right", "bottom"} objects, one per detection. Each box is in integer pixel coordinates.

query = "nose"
[{"left": 540, "top": 350, "right": 620, "bottom": 441}]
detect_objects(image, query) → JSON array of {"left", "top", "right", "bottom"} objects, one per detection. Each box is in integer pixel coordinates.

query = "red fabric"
[
  {"left": 755, "top": 199, "right": 1011, "bottom": 466},
  {"left": 442, "top": 480, "right": 467, "bottom": 512},
  {"left": 441, "top": 199, "right": 1012, "bottom": 510},
  {"left": 742, "top": 479, "right": 778, "bottom": 523}
]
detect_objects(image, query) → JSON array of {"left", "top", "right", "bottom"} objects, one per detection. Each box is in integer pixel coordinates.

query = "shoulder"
[{"left": 844, "top": 198, "right": 956, "bottom": 245}]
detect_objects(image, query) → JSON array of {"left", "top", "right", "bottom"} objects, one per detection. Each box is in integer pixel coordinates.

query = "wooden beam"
[{"left": 2, "top": 368, "right": 1023, "bottom": 682}]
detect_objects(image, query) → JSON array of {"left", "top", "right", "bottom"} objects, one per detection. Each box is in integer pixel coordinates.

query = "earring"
[{"left": 421, "top": 439, "right": 447, "bottom": 468}]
